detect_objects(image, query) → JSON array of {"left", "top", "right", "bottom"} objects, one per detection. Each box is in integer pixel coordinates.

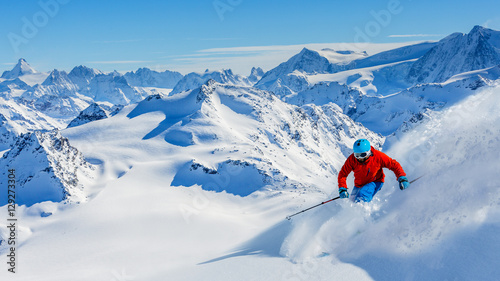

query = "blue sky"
[{"left": 1, "top": 0, "right": 499, "bottom": 75}]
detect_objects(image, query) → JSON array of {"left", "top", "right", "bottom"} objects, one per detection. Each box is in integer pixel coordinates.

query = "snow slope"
[
  {"left": 0, "top": 80, "right": 380, "bottom": 280},
  {"left": 306, "top": 59, "right": 415, "bottom": 97},
  {"left": 280, "top": 83, "right": 500, "bottom": 280},
  {"left": 0, "top": 96, "right": 66, "bottom": 150},
  {"left": 1, "top": 82, "right": 498, "bottom": 281},
  {"left": 59, "top": 80, "right": 380, "bottom": 200}
]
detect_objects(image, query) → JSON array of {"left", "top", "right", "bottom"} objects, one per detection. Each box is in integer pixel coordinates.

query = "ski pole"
[
  {"left": 286, "top": 196, "right": 340, "bottom": 220},
  {"left": 287, "top": 176, "right": 424, "bottom": 220},
  {"left": 410, "top": 175, "right": 425, "bottom": 184}
]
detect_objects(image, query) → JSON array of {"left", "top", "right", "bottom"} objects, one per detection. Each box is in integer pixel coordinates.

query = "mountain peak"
[
  {"left": 16, "top": 58, "right": 36, "bottom": 71},
  {"left": 255, "top": 48, "right": 333, "bottom": 93},
  {"left": 197, "top": 79, "right": 218, "bottom": 102},
  {"left": 42, "top": 69, "right": 72, "bottom": 86},
  {"left": 248, "top": 67, "right": 265, "bottom": 84},
  {"left": 67, "top": 103, "right": 112, "bottom": 128},
  {"left": 471, "top": 25, "right": 487, "bottom": 34},
  {"left": 295, "top": 48, "right": 327, "bottom": 62},
  {"left": 440, "top": 32, "right": 464, "bottom": 42},
  {"left": 250, "top": 67, "right": 264, "bottom": 76},
  {"left": 68, "top": 65, "right": 103, "bottom": 88},
  {"left": 124, "top": 67, "right": 183, "bottom": 88},
  {"left": 299, "top": 47, "right": 316, "bottom": 54},
  {"left": 1, "top": 58, "right": 38, "bottom": 79},
  {"left": 171, "top": 69, "right": 251, "bottom": 95},
  {"left": 69, "top": 65, "right": 102, "bottom": 76},
  {"left": 465, "top": 25, "right": 495, "bottom": 41},
  {"left": 0, "top": 129, "right": 95, "bottom": 206},
  {"left": 407, "top": 26, "right": 500, "bottom": 83}
]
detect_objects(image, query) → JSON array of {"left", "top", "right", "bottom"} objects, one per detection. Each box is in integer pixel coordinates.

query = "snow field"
[
  {"left": 280, "top": 84, "right": 500, "bottom": 280},
  {"left": 0, "top": 83, "right": 498, "bottom": 281},
  {"left": 1, "top": 28, "right": 500, "bottom": 279},
  {"left": 1, "top": 84, "right": 496, "bottom": 280}
]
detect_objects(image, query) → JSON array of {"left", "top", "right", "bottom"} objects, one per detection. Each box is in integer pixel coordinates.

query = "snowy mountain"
[
  {"left": 17, "top": 70, "right": 91, "bottom": 119},
  {"left": 0, "top": 58, "right": 48, "bottom": 86},
  {"left": 255, "top": 27, "right": 500, "bottom": 136},
  {"left": 255, "top": 44, "right": 436, "bottom": 97},
  {"left": 124, "top": 67, "right": 183, "bottom": 88},
  {"left": 351, "top": 41, "right": 437, "bottom": 69},
  {"left": 0, "top": 96, "right": 65, "bottom": 150},
  {"left": 67, "top": 102, "right": 122, "bottom": 128},
  {"left": 0, "top": 130, "right": 95, "bottom": 206},
  {"left": 171, "top": 69, "right": 252, "bottom": 94},
  {"left": 84, "top": 71, "right": 148, "bottom": 105},
  {"left": 62, "top": 80, "right": 381, "bottom": 198},
  {"left": 257, "top": 48, "right": 363, "bottom": 85},
  {"left": 42, "top": 69, "right": 73, "bottom": 87},
  {"left": 1, "top": 58, "right": 38, "bottom": 79},
  {"left": 0, "top": 78, "right": 30, "bottom": 96},
  {"left": 407, "top": 25, "right": 500, "bottom": 83},
  {"left": 67, "top": 65, "right": 103, "bottom": 90},
  {"left": 288, "top": 64, "right": 500, "bottom": 136},
  {"left": 0, "top": 60, "right": 178, "bottom": 152},
  {"left": 248, "top": 67, "right": 265, "bottom": 84},
  {"left": 255, "top": 48, "right": 337, "bottom": 94}
]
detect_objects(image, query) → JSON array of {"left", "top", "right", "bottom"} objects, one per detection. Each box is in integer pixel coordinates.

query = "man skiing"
[{"left": 338, "top": 139, "right": 409, "bottom": 202}]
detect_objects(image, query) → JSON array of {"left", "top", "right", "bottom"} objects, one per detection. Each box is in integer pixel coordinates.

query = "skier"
[{"left": 338, "top": 139, "right": 409, "bottom": 202}]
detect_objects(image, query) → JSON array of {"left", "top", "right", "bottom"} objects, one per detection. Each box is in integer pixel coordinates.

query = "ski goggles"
[{"left": 354, "top": 151, "right": 371, "bottom": 159}]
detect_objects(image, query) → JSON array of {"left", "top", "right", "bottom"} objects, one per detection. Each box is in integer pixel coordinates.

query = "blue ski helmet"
[{"left": 353, "top": 139, "right": 371, "bottom": 153}]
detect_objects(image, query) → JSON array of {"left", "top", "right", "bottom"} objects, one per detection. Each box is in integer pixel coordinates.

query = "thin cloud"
[
  {"left": 196, "top": 42, "right": 426, "bottom": 56},
  {"left": 388, "top": 34, "right": 443, "bottom": 38},
  {"left": 483, "top": 18, "right": 500, "bottom": 29},
  {"left": 184, "top": 37, "right": 244, "bottom": 41},
  {"left": 167, "top": 41, "right": 425, "bottom": 75},
  {"left": 92, "top": 39, "right": 143, "bottom": 44},
  {"left": 86, "top": 60, "right": 153, "bottom": 64}
]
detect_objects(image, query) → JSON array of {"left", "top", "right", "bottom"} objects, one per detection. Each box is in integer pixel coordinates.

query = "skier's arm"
[
  {"left": 380, "top": 152, "right": 406, "bottom": 179},
  {"left": 338, "top": 157, "right": 354, "bottom": 189}
]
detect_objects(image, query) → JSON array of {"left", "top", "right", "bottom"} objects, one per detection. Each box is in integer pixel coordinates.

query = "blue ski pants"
[{"left": 350, "top": 182, "right": 384, "bottom": 203}]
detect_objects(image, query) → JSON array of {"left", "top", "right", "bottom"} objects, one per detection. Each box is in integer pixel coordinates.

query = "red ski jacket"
[{"left": 338, "top": 147, "right": 406, "bottom": 189}]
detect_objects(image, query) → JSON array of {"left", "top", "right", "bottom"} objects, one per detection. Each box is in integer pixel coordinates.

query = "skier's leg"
[
  {"left": 355, "top": 182, "right": 377, "bottom": 202},
  {"left": 372, "top": 182, "right": 384, "bottom": 196},
  {"left": 350, "top": 187, "right": 361, "bottom": 202}
]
